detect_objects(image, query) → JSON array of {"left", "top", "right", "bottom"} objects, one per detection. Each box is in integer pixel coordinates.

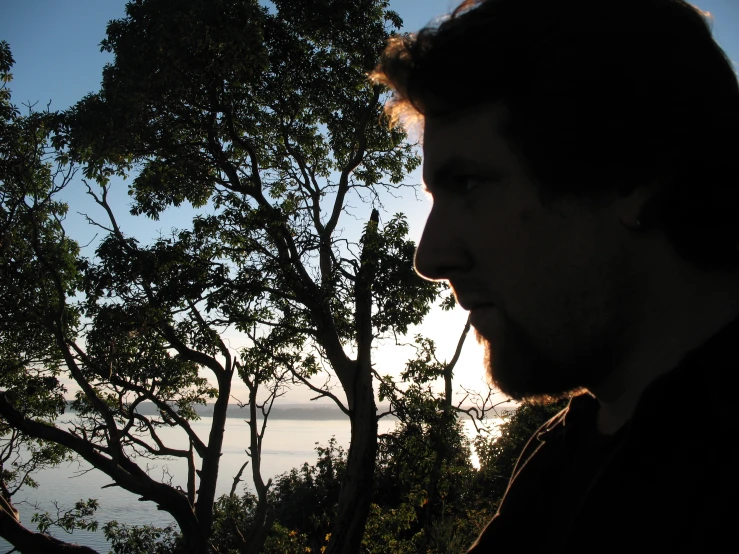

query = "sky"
[{"left": 1, "top": 0, "right": 738, "bottom": 407}]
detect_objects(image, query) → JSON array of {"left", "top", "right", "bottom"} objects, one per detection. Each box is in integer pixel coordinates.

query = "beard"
[{"left": 476, "top": 309, "right": 620, "bottom": 402}]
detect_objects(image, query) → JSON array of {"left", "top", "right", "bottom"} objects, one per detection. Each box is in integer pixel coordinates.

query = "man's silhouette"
[{"left": 372, "top": 0, "right": 739, "bottom": 551}]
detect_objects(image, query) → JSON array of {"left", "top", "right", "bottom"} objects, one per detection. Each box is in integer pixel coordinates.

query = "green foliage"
[
  {"left": 473, "top": 400, "right": 569, "bottom": 511},
  {"left": 204, "top": 399, "right": 570, "bottom": 554},
  {"left": 0, "top": 41, "right": 15, "bottom": 117},
  {"left": 79, "top": 228, "right": 221, "bottom": 418},
  {"left": 103, "top": 521, "right": 181, "bottom": 554},
  {"left": 0, "top": 41, "right": 78, "bottom": 423},
  {"left": 32, "top": 499, "right": 100, "bottom": 535},
  {"left": 210, "top": 492, "right": 262, "bottom": 553},
  {"left": 211, "top": 493, "right": 318, "bottom": 554},
  {"left": 362, "top": 502, "right": 420, "bottom": 554},
  {"left": 248, "top": 416, "right": 484, "bottom": 554},
  {"left": 261, "top": 523, "right": 312, "bottom": 554},
  {"left": 269, "top": 437, "right": 347, "bottom": 551},
  {"left": 422, "top": 508, "right": 494, "bottom": 554},
  {"left": 0, "top": 40, "right": 78, "bottom": 521},
  {"left": 372, "top": 215, "right": 439, "bottom": 335},
  {"left": 57, "top": 0, "right": 435, "bottom": 342},
  {"left": 372, "top": 417, "right": 477, "bottom": 551},
  {"left": 209, "top": 438, "right": 345, "bottom": 553},
  {"left": 61, "top": 0, "right": 418, "bottom": 217}
]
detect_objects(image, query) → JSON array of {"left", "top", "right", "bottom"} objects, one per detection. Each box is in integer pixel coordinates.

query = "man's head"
[{"left": 372, "top": 0, "right": 739, "bottom": 401}]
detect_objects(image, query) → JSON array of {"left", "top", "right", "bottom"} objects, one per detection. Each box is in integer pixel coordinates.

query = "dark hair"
[{"left": 372, "top": 0, "right": 739, "bottom": 269}]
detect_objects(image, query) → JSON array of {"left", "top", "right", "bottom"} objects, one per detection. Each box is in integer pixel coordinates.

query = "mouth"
[
  {"left": 455, "top": 295, "right": 496, "bottom": 322},
  {"left": 450, "top": 284, "right": 495, "bottom": 313}
]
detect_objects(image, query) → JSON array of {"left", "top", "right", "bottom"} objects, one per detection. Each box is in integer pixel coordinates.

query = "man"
[{"left": 372, "top": 0, "right": 739, "bottom": 551}]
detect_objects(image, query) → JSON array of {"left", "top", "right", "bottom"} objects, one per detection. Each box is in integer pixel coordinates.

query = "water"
[{"left": 0, "top": 416, "right": 490, "bottom": 552}]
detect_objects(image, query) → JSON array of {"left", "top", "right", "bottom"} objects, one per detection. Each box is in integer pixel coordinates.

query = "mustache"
[{"left": 449, "top": 282, "right": 496, "bottom": 309}]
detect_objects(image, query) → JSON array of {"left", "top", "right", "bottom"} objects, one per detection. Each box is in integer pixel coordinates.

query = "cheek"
[
  {"left": 521, "top": 240, "right": 624, "bottom": 354},
  {"left": 479, "top": 216, "right": 586, "bottom": 318},
  {"left": 471, "top": 214, "right": 543, "bottom": 283}
]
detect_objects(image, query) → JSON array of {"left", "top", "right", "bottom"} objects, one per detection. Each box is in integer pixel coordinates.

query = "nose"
[{"left": 414, "top": 203, "right": 469, "bottom": 281}]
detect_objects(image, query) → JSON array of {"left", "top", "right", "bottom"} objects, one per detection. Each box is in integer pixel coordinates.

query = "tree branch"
[
  {"left": 0, "top": 394, "right": 195, "bottom": 527},
  {"left": 323, "top": 86, "right": 381, "bottom": 240},
  {"left": 230, "top": 458, "right": 249, "bottom": 497},
  {"left": 0, "top": 496, "right": 97, "bottom": 554}
]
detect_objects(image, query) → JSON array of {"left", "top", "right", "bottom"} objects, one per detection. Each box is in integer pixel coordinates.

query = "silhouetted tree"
[{"left": 0, "top": 1, "right": 439, "bottom": 552}]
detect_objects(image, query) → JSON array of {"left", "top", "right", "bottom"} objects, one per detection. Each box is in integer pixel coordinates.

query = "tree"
[
  {"left": 234, "top": 318, "right": 493, "bottom": 554},
  {"left": 373, "top": 317, "right": 508, "bottom": 553},
  {"left": 0, "top": 53, "right": 219, "bottom": 553},
  {"left": 1, "top": 1, "right": 440, "bottom": 552},
  {"left": 0, "top": 40, "right": 104, "bottom": 554}
]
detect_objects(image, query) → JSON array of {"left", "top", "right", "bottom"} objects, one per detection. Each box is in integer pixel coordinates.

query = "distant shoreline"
[
  {"left": 63, "top": 401, "right": 516, "bottom": 421},
  {"left": 64, "top": 401, "right": 394, "bottom": 421}
]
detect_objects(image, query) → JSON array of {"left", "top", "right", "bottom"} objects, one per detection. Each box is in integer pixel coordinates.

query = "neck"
[{"left": 591, "top": 260, "right": 739, "bottom": 435}]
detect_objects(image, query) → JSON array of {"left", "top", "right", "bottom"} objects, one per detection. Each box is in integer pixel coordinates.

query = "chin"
[{"left": 476, "top": 324, "right": 608, "bottom": 403}]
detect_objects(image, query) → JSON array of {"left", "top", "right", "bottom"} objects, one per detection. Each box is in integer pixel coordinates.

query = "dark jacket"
[{"left": 469, "top": 320, "right": 739, "bottom": 553}]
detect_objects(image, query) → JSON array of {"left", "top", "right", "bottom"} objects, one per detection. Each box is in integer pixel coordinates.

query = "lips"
[
  {"left": 450, "top": 282, "right": 495, "bottom": 312},
  {"left": 455, "top": 293, "right": 496, "bottom": 327}
]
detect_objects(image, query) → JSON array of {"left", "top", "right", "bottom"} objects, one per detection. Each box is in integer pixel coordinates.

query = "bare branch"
[
  {"left": 230, "top": 458, "right": 249, "bottom": 497},
  {"left": 290, "top": 371, "right": 350, "bottom": 416},
  {"left": 0, "top": 394, "right": 194, "bottom": 523},
  {"left": 324, "top": 86, "right": 382, "bottom": 240}
]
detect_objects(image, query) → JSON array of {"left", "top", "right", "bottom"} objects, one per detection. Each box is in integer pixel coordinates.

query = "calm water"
[{"left": 0, "top": 416, "right": 487, "bottom": 552}]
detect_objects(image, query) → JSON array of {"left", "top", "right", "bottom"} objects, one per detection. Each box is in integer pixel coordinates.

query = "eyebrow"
[{"left": 423, "top": 157, "right": 506, "bottom": 193}]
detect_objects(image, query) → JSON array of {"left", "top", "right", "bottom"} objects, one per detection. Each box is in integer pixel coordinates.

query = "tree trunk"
[
  {"left": 325, "top": 208, "right": 379, "bottom": 554},
  {"left": 175, "top": 521, "right": 211, "bottom": 554},
  {"left": 194, "top": 371, "right": 233, "bottom": 545},
  {"left": 423, "top": 426, "right": 448, "bottom": 531},
  {"left": 325, "top": 371, "right": 378, "bottom": 554},
  {"left": 243, "top": 384, "right": 272, "bottom": 554},
  {"left": 422, "top": 317, "right": 471, "bottom": 541}
]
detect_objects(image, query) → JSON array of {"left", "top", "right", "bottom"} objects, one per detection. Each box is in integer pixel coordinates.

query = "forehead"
[{"left": 422, "top": 103, "right": 514, "bottom": 187}]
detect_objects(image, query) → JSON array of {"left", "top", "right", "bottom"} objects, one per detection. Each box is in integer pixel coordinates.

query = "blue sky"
[{"left": 1, "top": 0, "right": 737, "bottom": 404}]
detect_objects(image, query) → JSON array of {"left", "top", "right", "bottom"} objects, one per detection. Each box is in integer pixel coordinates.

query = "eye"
[{"left": 456, "top": 175, "right": 486, "bottom": 193}]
